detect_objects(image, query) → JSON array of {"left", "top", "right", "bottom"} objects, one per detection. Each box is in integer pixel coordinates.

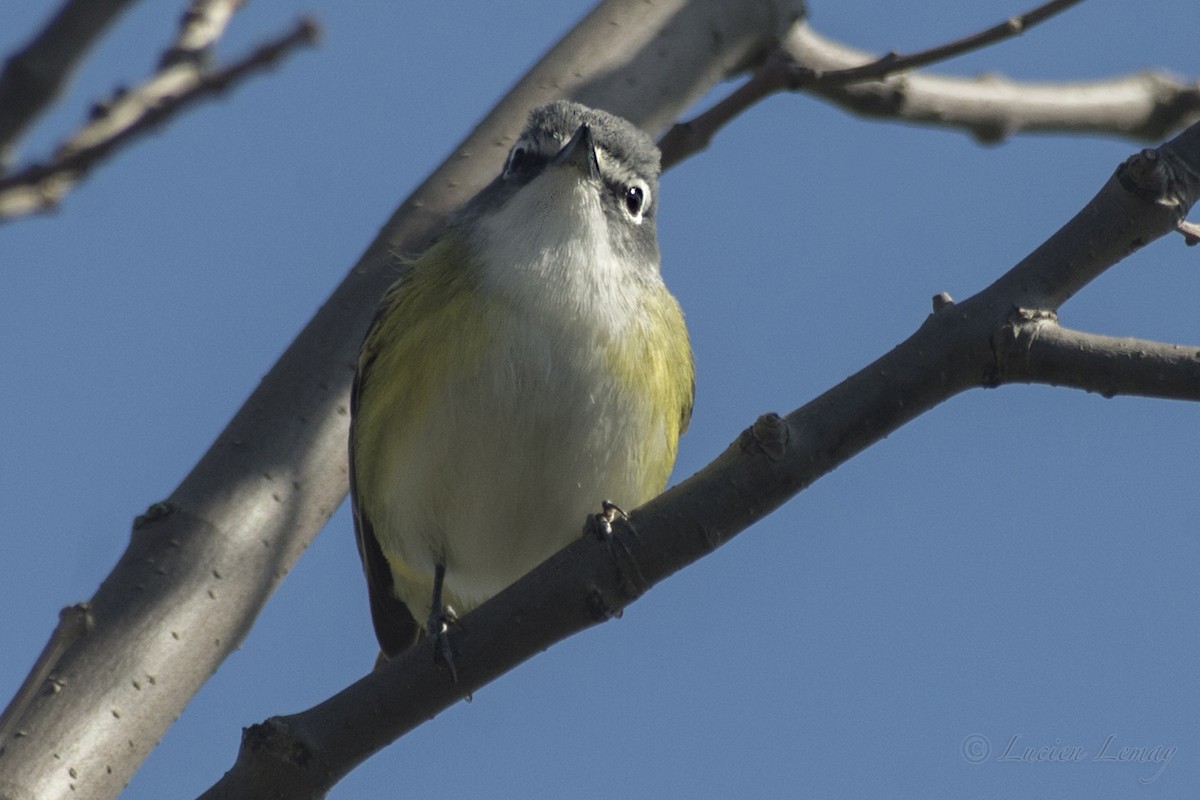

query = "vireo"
[{"left": 349, "top": 101, "right": 694, "bottom": 665}]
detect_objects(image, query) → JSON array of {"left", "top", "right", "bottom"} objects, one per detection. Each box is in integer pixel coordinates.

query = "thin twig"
[
  {"left": 0, "top": 13, "right": 318, "bottom": 221},
  {"left": 0, "top": 0, "right": 141, "bottom": 169},
  {"left": 658, "top": 50, "right": 792, "bottom": 168},
  {"left": 661, "top": 0, "right": 1086, "bottom": 168},
  {"left": 164, "top": 0, "right": 247, "bottom": 68},
  {"left": 804, "top": 0, "right": 1085, "bottom": 87}
]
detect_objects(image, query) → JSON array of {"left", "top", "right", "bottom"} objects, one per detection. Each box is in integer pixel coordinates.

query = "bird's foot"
[
  {"left": 426, "top": 604, "right": 461, "bottom": 682},
  {"left": 584, "top": 499, "right": 647, "bottom": 604},
  {"left": 586, "top": 500, "right": 634, "bottom": 544}
]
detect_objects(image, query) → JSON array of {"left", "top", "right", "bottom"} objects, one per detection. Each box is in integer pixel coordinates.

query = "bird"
[{"left": 349, "top": 100, "right": 694, "bottom": 668}]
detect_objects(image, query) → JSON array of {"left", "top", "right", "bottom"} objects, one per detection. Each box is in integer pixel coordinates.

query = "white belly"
[{"left": 378, "top": 310, "right": 663, "bottom": 614}]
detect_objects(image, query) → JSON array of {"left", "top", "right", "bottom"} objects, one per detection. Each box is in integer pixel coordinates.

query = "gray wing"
[{"left": 349, "top": 300, "right": 422, "bottom": 659}]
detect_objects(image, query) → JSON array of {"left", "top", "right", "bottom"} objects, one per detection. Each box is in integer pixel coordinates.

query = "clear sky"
[{"left": 3, "top": 2, "right": 1199, "bottom": 798}]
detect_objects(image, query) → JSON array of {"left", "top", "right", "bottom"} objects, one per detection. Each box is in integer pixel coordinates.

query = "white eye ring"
[{"left": 623, "top": 179, "right": 651, "bottom": 222}]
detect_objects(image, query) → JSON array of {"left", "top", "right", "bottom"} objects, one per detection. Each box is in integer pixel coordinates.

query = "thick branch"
[
  {"left": 997, "top": 316, "right": 1200, "bottom": 400},
  {"left": 987, "top": 137, "right": 1200, "bottom": 310},
  {"left": 0, "top": 2, "right": 804, "bottom": 799},
  {"left": 0, "top": 605, "right": 92, "bottom": 746},
  {"left": 0, "top": 0, "right": 141, "bottom": 168},
  {"left": 199, "top": 122, "right": 1200, "bottom": 800}
]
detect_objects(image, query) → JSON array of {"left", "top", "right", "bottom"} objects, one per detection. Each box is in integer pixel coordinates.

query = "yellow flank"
[
  {"left": 605, "top": 282, "right": 693, "bottom": 490},
  {"left": 352, "top": 237, "right": 489, "bottom": 613}
]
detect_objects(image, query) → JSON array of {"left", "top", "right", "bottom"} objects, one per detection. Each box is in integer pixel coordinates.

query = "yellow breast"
[{"left": 353, "top": 226, "right": 692, "bottom": 620}]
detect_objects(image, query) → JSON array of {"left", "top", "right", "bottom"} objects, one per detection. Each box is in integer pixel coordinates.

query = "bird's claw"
[
  {"left": 584, "top": 499, "right": 647, "bottom": 594},
  {"left": 587, "top": 500, "right": 634, "bottom": 544},
  {"left": 427, "top": 604, "right": 461, "bottom": 682}
]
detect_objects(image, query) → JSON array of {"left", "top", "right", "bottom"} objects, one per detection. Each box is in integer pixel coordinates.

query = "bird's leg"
[
  {"left": 586, "top": 500, "right": 641, "bottom": 552},
  {"left": 584, "top": 499, "right": 647, "bottom": 604},
  {"left": 427, "top": 562, "right": 460, "bottom": 682},
  {"left": 587, "top": 500, "right": 631, "bottom": 542}
]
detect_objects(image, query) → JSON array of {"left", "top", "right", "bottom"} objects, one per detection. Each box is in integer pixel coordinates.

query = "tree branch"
[
  {"left": 788, "top": 23, "right": 1200, "bottom": 143},
  {"left": 660, "top": 15, "right": 1200, "bottom": 168},
  {"left": 996, "top": 316, "right": 1200, "bottom": 400},
  {"left": 0, "top": 2, "right": 805, "bottom": 799},
  {"left": 198, "top": 117, "right": 1200, "bottom": 800},
  {"left": 7, "top": 1, "right": 1197, "bottom": 796},
  {"left": 0, "top": 0, "right": 142, "bottom": 168},
  {"left": 0, "top": 604, "right": 92, "bottom": 746},
  {"left": 805, "top": 0, "right": 1085, "bottom": 86},
  {"left": 0, "top": 5, "right": 318, "bottom": 222}
]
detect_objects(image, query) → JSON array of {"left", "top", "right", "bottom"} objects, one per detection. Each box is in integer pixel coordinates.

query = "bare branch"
[
  {"left": 659, "top": 15, "right": 1200, "bottom": 168},
  {"left": 788, "top": 23, "right": 1200, "bottom": 143},
  {"left": 996, "top": 315, "right": 1200, "bottom": 400},
  {"left": 7, "top": 1, "right": 1196, "bottom": 795},
  {"left": 0, "top": 604, "right": 92, "bottom": 745},
  {"left": 164, "top": 0, "right": 247, "bottom": 67},
  {"left": 659, "top": 0, "right": 1085, "bottom": 166},
  {"left": 659, "top": 48, "right": 794, "bottom": 169},
  {"left": 0, "top": 0, "right": 142, "bottom": 168},
  {"left": 1178, "top": 218, "right": 1200, "bottom": 245},
  {"left": 981, "top": 164, "right": 1184, "bottom": 314},
  {"left": 0, "top": 9, "right": 318, "bottom": 222},
  {"left": 806, "top": 0, "right": 1085, "bottom": 86},
  {"left": 199, "top": 119, "right": 1200, "bottom": 800},
  {"left": 0, "top": 2, "right": 804, "bottom": 797}
]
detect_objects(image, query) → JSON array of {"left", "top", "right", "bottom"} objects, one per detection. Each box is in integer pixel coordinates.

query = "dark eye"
[
  {"left": 623, "top": 180, "right": 650, "bottom": 221},
  {"left": 625, "top": 185, "right": 644, "bottom": 215}
]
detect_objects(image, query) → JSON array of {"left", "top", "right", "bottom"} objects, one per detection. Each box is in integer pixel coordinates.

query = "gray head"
[
  {"left": 508, "top": 101, "right": 660, "bottom": 214},
  {"left": 456, "top": 101, "right": 663, "bottom": 270}
]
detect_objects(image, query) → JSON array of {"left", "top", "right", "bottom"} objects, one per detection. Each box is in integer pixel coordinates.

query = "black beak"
[{"left": 553, "top": 123, "right": 599, "bottom": 179}]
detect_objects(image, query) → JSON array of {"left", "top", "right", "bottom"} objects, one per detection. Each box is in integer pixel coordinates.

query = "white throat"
[{"left": 471, "top": 168, "right": 647, "bottom": 332}]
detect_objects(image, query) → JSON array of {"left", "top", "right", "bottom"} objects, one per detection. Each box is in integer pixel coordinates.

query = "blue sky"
[{"left": 3, "top": 2, "right": 1199, "bottom": 797}]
